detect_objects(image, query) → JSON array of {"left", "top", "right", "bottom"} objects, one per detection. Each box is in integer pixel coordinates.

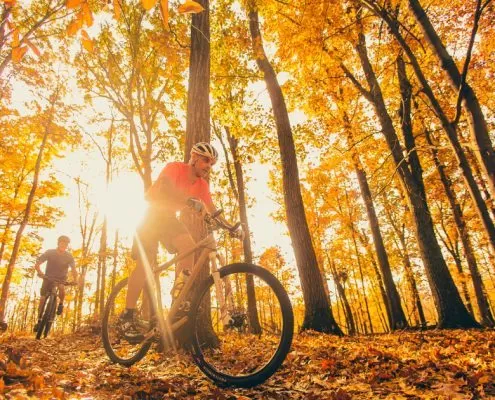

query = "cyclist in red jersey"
[{"left": 120, "top": 142, "right": 240, "bottom": 340}]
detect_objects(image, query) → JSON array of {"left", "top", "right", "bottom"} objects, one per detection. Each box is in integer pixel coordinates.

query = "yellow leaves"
[
  {"left": 81, "top": 2, "right": 93, "bottom": 27},
  {"left": 113, "top": 0, "right": 122, "bottom": 20},
  {"left": 81, "top": 30, "right": 94, "bottom": 53},
  {"left": 10, "top": 26, "right": 28, "bottom": 63},
  {"left": 52, "top": 387, "right": 65, "bottom": 399},
  {"left": 0, "top": 378, "right": 4, "bottom": 394},
  {"left": 65, "top": 0, "right": 93, "bottom": 37},
  {"left": 66, "top": 0, "right": 83, "bottom": 8},
  {"left": 67, "top": 18, "right": 83, "bottom": 36},
  {"left": 178, "top": 0, "right": 204, "bottom": 14},
  {"left": 160, "top": 0, "right": 169, "bottom": 30},
  {"left": 32, "top": 374, "right": 45, "bottom": 390},
  {"left": 141, "top": 0, "right": 157, "bottom": 10},
  {"left": 12, "top": 46, "right": 27, "bottom": 62}
]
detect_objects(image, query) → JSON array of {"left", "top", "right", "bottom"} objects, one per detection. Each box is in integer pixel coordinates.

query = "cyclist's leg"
[
  {"left": 57, "top": 284, "right": 65, "bottom": 315},
  {"left": 35, "top": 280, "right": 51, "bottom": 331},
  {"left": 125, "top": 209, "right": 159, "bottom": 311},
  {"left": 125, "top": 237, "right": 157, "bottom": 310},
  {"left": 160, "top": 217, "right": 195, "bottom": 299}
]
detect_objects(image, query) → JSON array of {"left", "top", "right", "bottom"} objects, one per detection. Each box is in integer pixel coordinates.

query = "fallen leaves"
[{"left": 0, "top": 329, "right": 494, "bottom": 399}]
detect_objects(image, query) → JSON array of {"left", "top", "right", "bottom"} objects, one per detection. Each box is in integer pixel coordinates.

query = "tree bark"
[
  {"left": 247, "top": 0, "right": 342, "bottom": 334},
  {"left": 181, "top": 0, "right": 217, "bottom": 347}
]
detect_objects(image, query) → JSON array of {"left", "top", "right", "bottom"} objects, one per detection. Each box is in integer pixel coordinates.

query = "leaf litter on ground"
[{"left": 0, "top": 328, "right": 494, "bottom": 399}]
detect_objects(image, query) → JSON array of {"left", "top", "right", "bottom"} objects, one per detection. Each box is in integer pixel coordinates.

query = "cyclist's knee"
[{"left": 172, "top": 233, "right": 194, "bottom": 253}]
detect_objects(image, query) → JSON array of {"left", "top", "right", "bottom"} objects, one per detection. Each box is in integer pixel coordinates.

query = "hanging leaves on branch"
[
  {"left": 141, "top": 0, "right": 157, "bottom": 10},
  {"left": 81, "top": 30, "right": 94, "bottom": 53},
  {"left": 178, "top": 0, "right": 204, "bottom": 14},
  {"left": 65, "top": 0, "right": 93, "bottom": 37}
]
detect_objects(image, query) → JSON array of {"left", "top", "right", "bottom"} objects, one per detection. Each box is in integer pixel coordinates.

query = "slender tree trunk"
[
  {"left": 225, "top": 129, "right": 262, "bottom": 334},
  {"left": 328, "top": 256, "right": 356, "bottom": 335},
  {"left": 425, "top": 129, "right": 494, "bottom": 327},
  {"left": 98, "top": 217, "right": 107, "bottom": 318},
  {"left": 247, "top": 0, "right": 342, "bottom": 334},
  {"left": 111, "top": 230, "right": 119, "bottom": 292},
  {"left": 0, "top": 90, "right": 58, "bottom": 321},
  {"left": 346, "top": 123, "right": 408, "bottom": 330},
  {"left": 408, "top": 0, "right": 495, "bottom": 198},
  {"left": 365, "top": 4, "right": 495, "bottom": 254},
  {"left": 344, "top": 30, "right": 478, "bottom": 328},
  {"left": 382, "top": 196, "right": 428, "bottom": 328}
]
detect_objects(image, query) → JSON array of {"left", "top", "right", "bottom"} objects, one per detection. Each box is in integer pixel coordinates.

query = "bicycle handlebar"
[
  {"left": 205, "top": 209, "right": 241, "bottom": 235},
  {"left": 40, "top": 276, "right": 77, "bottom": 286}
]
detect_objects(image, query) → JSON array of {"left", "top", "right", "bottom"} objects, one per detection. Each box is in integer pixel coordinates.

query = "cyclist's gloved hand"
[
  {"left": 187, "top": 197, "right": 204, "bottom": 213},
  {"left": 231, "top": 226, "right": 245, "bottom": 241}
]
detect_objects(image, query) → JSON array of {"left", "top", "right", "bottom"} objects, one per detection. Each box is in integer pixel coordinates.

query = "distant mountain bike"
[
  {"left": 102, "top": 209, "right": 294, "bottom": 388},
  {"left": 35, "top": 278, "right": 75, "bottom": 340}
]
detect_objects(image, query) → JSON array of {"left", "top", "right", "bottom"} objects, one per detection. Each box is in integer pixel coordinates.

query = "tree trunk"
[
  {"left": 425, "top": 129, "right": 494, "bottom": 327},
  {"left": 181, "top": 0, "right": 217, "bottom": 347},
  {"left": 225, "top": 129, "right": 262, "bottom": 334},
  {"left": 346, "top": 123, "right": 408, "bottom": 330},
  {"left": 382, "top": 196, "right": 428, "bottom": 328},
  {"left": 346, "top": 30, "right": 478, "bottom": 328},
  {"left": 247, "top": 0, "right": 342, "bottom": 334},
  {"left": 98, "top": 217, "right": 108, "bottom": 319},
  {"left": 408, "top": 0, "right": 495, "bottom": 198},
  {"left": 328, "top": 257, "right": 355, "bottom": 335},
  {"left": 368, "top": 4, "right": 495, "bottom": 254}
]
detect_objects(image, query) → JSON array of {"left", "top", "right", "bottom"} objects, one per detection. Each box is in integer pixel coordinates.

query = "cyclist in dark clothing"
[{"left": 33, "top": 235, "right": 79, "bottom": 332}]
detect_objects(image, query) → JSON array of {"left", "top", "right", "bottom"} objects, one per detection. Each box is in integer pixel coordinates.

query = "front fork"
[{"left": 209, "top": 252, "right": 234, "bottom": 328}]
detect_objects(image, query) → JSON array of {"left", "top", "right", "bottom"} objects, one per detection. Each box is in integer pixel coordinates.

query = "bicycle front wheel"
[
  {"left": 102, "top": 278, "right": 155, "bottom": 366},
  {"left": 189, "top": 263, "right": 294, "bottom": 388},
  {"left": 36, "top": 295, "right": 56, "bottom": 340}
]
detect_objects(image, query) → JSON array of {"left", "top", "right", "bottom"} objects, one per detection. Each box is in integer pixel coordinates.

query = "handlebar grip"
[{"left": 212, "top": 209, "right": 223, "bottom": 218}]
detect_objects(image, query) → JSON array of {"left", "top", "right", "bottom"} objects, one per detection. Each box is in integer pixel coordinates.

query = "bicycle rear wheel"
[
  {"left": 102, "top": 278, "right": 155, "bottom": 366},
  {"left": 189, "top": 263, "right": 294, "bottom": 387},
  {"left": 36, "top": 295, "right": 56, "bottom": 340}
]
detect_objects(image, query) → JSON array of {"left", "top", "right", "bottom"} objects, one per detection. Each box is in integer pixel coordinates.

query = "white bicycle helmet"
[{"left": 191, "top": 142, "right": 219, "bottom": 163}]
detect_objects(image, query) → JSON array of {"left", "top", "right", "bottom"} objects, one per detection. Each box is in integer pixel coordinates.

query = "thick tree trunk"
[
  {"left": 347, "top": 30, "right": 478, "bottom": 328},
  {"left": 408, "top": 0, "right": 495, "bottom": 198},
  {"left": 247, "top": 0, "right": 342, "bottom": 334},
  {"left": 182, "top": 0, "right": 217, "bottom": 347},
  {"left": 184, "top": 0, "right": 210, "bottom": 157}
]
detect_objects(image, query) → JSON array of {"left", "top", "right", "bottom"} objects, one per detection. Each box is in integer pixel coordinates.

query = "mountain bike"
[
  {"left": 102, "top": 210, "right": 294, "bottom": 388},
  {"left": 35, "top": 277, "right": 75, "bottom": 340}
]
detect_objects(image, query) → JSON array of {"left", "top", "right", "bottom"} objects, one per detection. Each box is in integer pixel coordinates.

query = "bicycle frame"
[{"left": 142, "top": 229, "right": 233, "bottom": 342}]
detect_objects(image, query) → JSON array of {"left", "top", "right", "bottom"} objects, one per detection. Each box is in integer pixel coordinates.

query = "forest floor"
[{"left": 0, "top": 328, "right": 494, "bottom": 399}]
